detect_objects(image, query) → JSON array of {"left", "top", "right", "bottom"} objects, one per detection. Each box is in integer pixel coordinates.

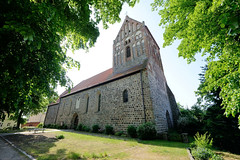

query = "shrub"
[
  {"left": 191, "top": 132, "right": 223, "bottom": 160},
  {"left": 192, "top": 132, "right": 213, "bottom": 149},
  {"left": 73, "top": 124, "right": 78, "bottom": 130},
  {"left": 76, "top": 124, "right": 83, "bottom": 131},
  {"left": 51, "top": 124, "right": 59, "bottom": 129},
  {"left": 105, "top": 125, "right": 114, "bottom": 135},
  {"left": 115, "top": 131, "right": 124, "bottom": 136},
  {"left": 137, "top": 122, "right": 156, "bottom": 140},
  {"left": 37, "top": 123, "right": 43, "bottom": 128},
  {"left": 92, "top": 124, "right": 100, "bottom": 133},
  {"left": 67, "top": 152, "right": 81, "bottom": 159},
  {"left": 177, "top": 116, "right": 199, "bottom": 135},
  {"left": 127, "top": 125, "right": 137, "bottom": 138},
  {"left": 56, "top": 135, "right": 65, "bottom": 139},
  {"left": 98, "top": 128, "right": 105, "bottom": 134},
  {"left": 211, "top": 154, "right": 224, "bottom": 160},
  {"left": 168, "top": 130, "right": 182, "bottom": 142},
  {"left": 62, "top": 124, "right": 68, "bottom": 129},
  {"left": 191, "top": 147, "right": 213, "bottom": 160},
  {"left": 83, "top": 126, "right": 91, "bottom": 132},
  {"left": 44, "top": 124, "right": 52, "bottom": 128},
  {"left": 58, "top": 124, "right": 68, "bottom": 129}
]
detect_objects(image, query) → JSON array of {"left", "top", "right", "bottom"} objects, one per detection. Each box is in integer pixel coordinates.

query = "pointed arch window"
[
  {"left": 132, "top": 44, "right": 135, "bottom": 58},
  {"left": 86, "top": 96, "right": 89, "bottom": 113},
  {"left": 126, "top": 46, "right": 131, "bottom": 58},
  {"left": 141, "top": 40, "right": 145, "bottom": 54},
  {"left": 76, "top": 97, "right": 80, "bottom": 109},
  {"left": 98, "top": 94, "right": 101, "bottom": 112},
  {"left": 123, "top": 89, "right": 128, "bottom": 103}
]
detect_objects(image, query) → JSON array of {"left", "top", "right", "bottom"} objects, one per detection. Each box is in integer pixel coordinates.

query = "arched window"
[
  {"left": 98, "top": 94, "right": 101, "bottom": 112},
  {"left": 76, "top": 97, "right": 80, "bottom": 109},
  {"left": 123, "top": 89, "right": 128, "bottom": 103},
  {"left": 86, "top": 96, "right": 89, "bottom": 113},
  {"left": 132, "top": 44, "right": 135, "bottom": 58},
  {"left": 141, "top": 40, "right": 145, "bottom": 54},
  {"left": 137, "top": 42, "right": 141, "bottom": 56},
  {"left": 126, "top": 46, "right": 131, "bottom": 58}
]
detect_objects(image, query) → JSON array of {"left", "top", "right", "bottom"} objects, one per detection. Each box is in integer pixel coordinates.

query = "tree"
[
  {"left": 198, "top": 66, "right": 240, "bottom": 154},
  {"left": 152, "top": 0, "right": 240, "bottom": 125},
  {"left": 176, "top": 102, "right": 205, "bottom": 135},
  {"left": 0, "top": 0, "right": 137, "bottom": 128}
]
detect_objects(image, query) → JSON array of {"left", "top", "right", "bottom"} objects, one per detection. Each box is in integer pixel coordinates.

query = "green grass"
[{"left": 4, "top": 131, "right": 190, "bottom": 160}]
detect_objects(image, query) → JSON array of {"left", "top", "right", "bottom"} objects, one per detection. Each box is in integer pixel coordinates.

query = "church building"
[{"left": 44, "top": 16, "right": 179, "bottom": 133}]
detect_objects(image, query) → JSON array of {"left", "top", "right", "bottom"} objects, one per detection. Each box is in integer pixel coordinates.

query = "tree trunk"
[{"left": 16, "top": 110, "right": 23, "bottom": 129}]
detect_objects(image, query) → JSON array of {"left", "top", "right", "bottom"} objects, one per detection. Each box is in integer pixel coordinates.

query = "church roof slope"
[
  {"left": 64, "top": 68, "right": 113, "bottom": 96},
  {"left": 52, "top": 59, "right": 148, "bottom": 101}
]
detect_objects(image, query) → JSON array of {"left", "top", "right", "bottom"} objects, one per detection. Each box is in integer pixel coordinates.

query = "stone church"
[{"left": 44, "top": 16, "right": 179, "bottom": 133}]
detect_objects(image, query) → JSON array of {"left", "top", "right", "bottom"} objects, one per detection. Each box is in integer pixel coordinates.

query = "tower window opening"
[{"left": 126, "top": 46, "right": 131, "bottom": 58}]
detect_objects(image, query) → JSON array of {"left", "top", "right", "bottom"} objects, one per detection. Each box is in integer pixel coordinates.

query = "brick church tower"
[{"left": 113, "top": 16, "right": 164, "bottom": 75}]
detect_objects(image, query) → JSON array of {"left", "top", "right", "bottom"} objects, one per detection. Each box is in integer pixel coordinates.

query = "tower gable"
[
  {"left": 113, "top": 16, "right": 147, "bottom": 74},
  {"left": 112, "top": 16, "right": 164, "bottom": 74}
]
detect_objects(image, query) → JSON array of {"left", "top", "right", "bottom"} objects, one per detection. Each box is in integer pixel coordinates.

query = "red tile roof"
[
  {"left": 49, "top": 59, "right": 148, "bottom": 106},
  {"left": 63, "top": 68, "right": 113, "bottom": 96}
]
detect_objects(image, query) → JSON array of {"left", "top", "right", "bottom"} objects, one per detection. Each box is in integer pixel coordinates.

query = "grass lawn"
[{"left": 4, "top": 130, "right": 189, "bottom": 160}]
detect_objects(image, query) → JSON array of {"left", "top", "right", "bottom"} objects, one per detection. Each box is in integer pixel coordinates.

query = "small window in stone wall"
[
  {"left": 126, "top": 46, "right": 131, "bottom": 58},
  {"left": 123, "top": 89, "right": 128, "bottom": 103},
  {"left": 76, "top": 97, "right": 80, "bottom": 109},
  {"left": 98, "top": 94, "right": 101, "bottom": 112},
  {"left": 86, "top": 96, "right": 89, "bottom": 113}
]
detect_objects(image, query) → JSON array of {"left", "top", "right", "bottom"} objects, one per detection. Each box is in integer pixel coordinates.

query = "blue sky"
[{"left": 57, "top": 0, "right": 206, "bottom": 108}]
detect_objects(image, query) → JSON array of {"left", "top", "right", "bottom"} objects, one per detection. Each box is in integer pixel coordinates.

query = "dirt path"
[{"left": 0, "top": 137, "right": 29, "bottom": 160}]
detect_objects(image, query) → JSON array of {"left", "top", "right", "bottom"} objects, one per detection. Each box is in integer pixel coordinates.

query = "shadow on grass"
[
  {"left": 38, "top": 151, "right": 108, "bottom": 160},
  {"left": 4, "top": 134, "right": 58, "bottom": 157}
]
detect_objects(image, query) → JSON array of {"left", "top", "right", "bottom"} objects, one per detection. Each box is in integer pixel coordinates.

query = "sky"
[{"left": 57, "top": 0, "right": 206, "bottom": 108}]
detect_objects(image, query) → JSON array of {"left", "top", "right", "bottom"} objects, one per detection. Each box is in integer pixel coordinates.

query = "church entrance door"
[{"left": 71, "top": 113, "right": 79, "bottom": 129}]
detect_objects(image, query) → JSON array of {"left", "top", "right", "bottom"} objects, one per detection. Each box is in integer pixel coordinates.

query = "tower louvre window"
[{"left": 126, "top": 46, "right": 131, "bottom": 58}]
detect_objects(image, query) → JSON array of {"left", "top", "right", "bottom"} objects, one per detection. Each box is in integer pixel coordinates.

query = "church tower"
[{"left": 113, "top": 16, "right": 164, "bottom": 75}]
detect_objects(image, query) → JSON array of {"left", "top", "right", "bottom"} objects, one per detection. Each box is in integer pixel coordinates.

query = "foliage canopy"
[
  {"left": 0, "top": 0, "right": 137, "bottom": 127},
  {"left": 152, "top": 0, "right": 240, "bottom": 125}
]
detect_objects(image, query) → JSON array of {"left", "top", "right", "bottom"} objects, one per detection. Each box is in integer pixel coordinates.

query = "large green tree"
[
  {"left": 152, "top": 0, "right": 240, "bottom": 125},
  {"left": 0, "top": 0, "right": 137, "bottom": 128},
  {"left": 197, "top": 66, "right": 240, "bottom": 154}
]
